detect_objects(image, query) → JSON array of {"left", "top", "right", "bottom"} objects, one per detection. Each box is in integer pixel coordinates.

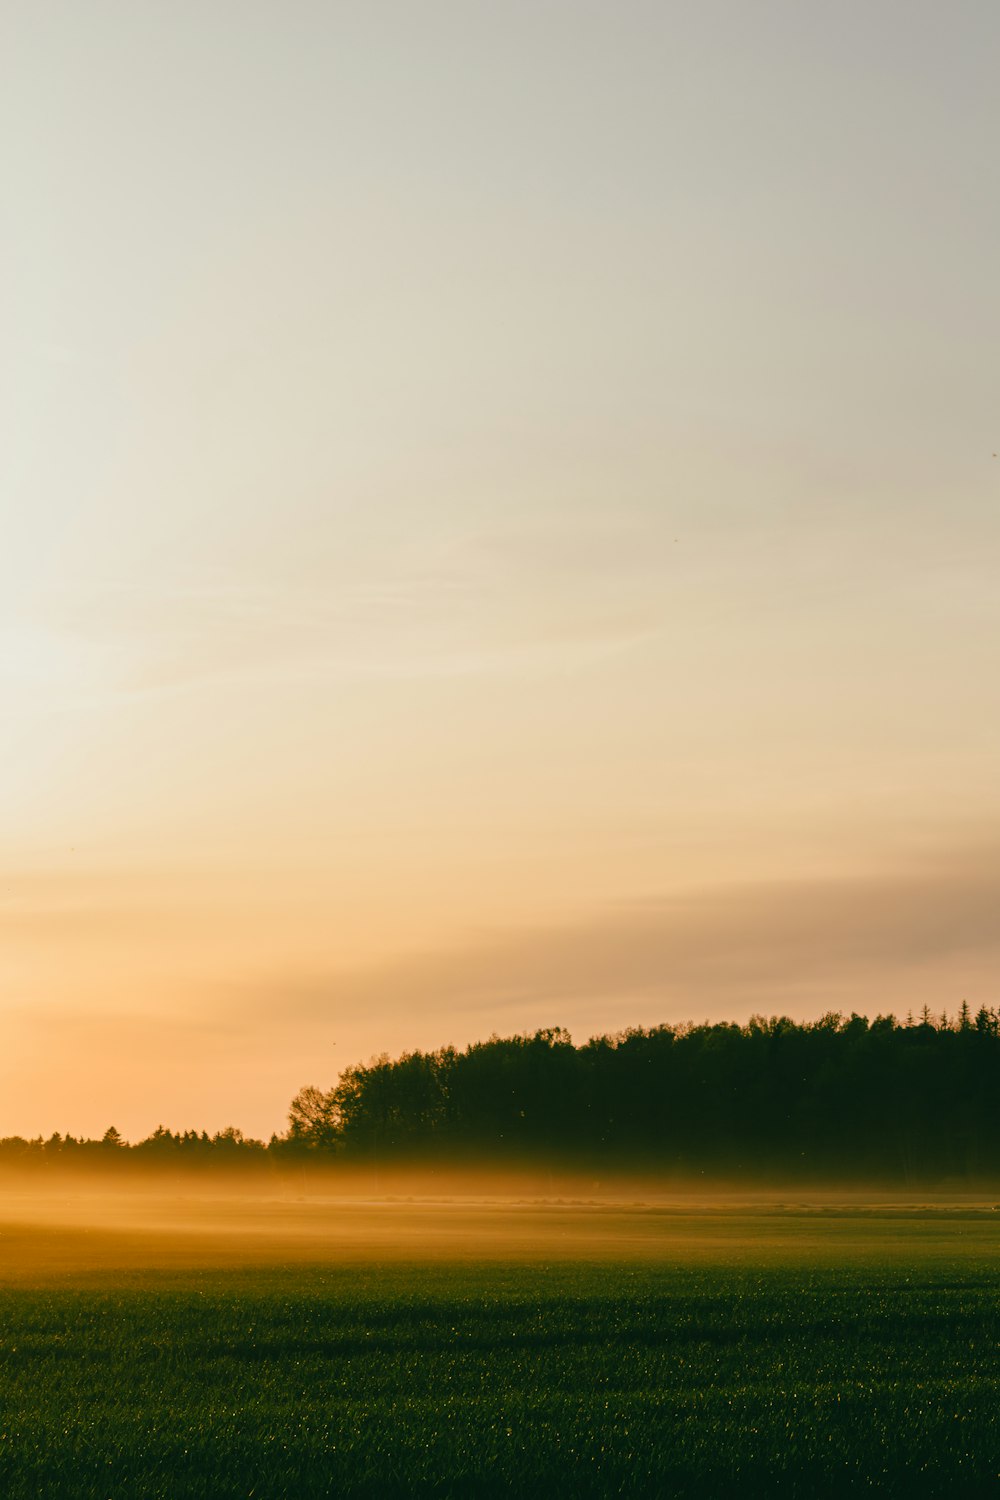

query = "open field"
[{"left": 1, "top": 1193, "right": 999, "bottom": 1496}]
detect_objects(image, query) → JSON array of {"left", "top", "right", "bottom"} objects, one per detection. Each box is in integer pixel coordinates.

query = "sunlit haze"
[{"left": 3, "top": 1, "right": 999, "bottom": 1139}]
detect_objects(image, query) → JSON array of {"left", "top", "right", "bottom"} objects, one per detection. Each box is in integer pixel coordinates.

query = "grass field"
[{"left": 1, "top": 1193, "right": 998, "bottom": 1496}]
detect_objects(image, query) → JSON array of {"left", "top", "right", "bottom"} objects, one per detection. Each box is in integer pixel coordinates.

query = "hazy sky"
[{"left": 3, "top": 1, "right": 999, "bottom": 1138}]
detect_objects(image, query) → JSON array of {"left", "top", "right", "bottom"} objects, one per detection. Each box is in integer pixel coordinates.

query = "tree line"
[
  {"left": 0, "top": 1124, "right": 271, "bottom": 1170},
  {"left": 286, "top": 1007, "right": 1000, "bottom": 1183},
  {"left": 5, "top": 1008, "right": 1000, "bottom": 1183}
]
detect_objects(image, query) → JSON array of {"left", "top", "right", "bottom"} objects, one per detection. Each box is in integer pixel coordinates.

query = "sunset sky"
[{"left": 3, "top": 1, "right": 999, "bottom": 1139}]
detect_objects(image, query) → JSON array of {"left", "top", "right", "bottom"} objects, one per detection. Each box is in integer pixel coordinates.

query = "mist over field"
[
  {"left": 3, "top": 1182, "right": 1000, "bottom": 1494},
  {"left": 1, "top": 1180, "right": 998, "bottom": 1285}
]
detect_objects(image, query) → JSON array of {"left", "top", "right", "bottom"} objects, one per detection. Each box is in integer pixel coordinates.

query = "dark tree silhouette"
[
  {"left": 283, "top": 1011, "right": 1000, "bottom": 1183},
  {"left": 4, "top": 1009, "right": 1000, "bottom": 1183}
]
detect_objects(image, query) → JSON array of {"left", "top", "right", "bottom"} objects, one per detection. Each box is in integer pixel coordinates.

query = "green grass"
[{"left": 0, "top": 1205, "right": 999, "bottom": 1496}]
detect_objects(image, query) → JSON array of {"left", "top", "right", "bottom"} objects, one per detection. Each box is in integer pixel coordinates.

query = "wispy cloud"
[
  {"left": 6, "top": 842, "right": 999, "bottom": 1137},
  {"left": 48, "top": 515, "right": 668, "bottom": 697},
  {"left": 244, "top": 842, "right": 1000, "bottom": 1041}
]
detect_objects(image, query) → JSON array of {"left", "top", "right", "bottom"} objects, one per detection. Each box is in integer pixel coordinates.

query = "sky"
[{"left": 2, "top": 0, "right": 999, "bottom": 1140}]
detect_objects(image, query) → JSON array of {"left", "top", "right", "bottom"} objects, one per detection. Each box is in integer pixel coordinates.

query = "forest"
[
  {"left": 285, "top": 1007, "right": 1000, "bottom": 1182},
  {"left": 4, "top": 1007, "right": 1000, "bottom": 1184}
]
